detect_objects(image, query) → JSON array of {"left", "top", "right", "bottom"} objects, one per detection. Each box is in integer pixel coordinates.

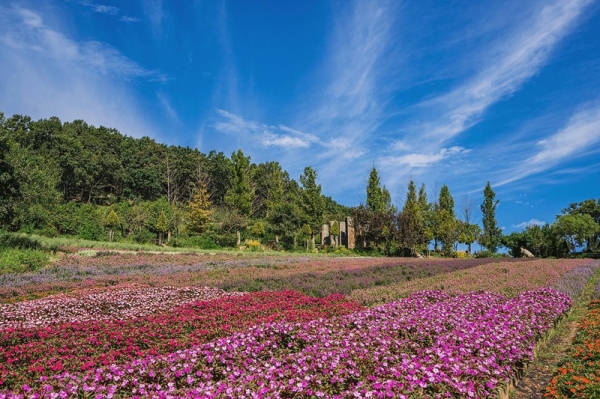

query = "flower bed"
[
  {"left": 350, "top": 259, "right": 590, "bottom": 306},
  {"left": 0, "top": 285, "right": 240, "bottom": 329},
  {"left": 545, "top": 299, "right": 600, "bottom": 398},
  {"left": 0, "top": 256, "right": 506, "bottom": 303},
  {"left": 1, "top": 288, "right": 571, "bottom": 398},
  {"left": 0, "top": 291, "right": 362, "bottom": 390}
]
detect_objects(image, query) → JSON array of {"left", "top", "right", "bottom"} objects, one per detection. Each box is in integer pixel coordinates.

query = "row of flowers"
[
  {"left": 1, "top": 288, "right": 571, "bottom": 398},
  {"left": 544, "top": 298, "right": 600, "bottom": 398},
  {"left": 350, "top": 259, "right": 591, "bottom": 306},
  {"left": 0, "top": 291, "right": 363, "bottom": 389},
  {"left": 1, "top": 256, "right": 504, "bottom": 303},
  {"left": 0, "top": 285, "right": 241, "bottom": 330}
]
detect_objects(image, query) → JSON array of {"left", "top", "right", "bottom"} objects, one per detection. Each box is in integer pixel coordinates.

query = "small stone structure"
[
  {"left": 520, "top": 247, "right": 535, "bottom": 258},
  {"left": 321, "top": 217, "right": 355, "bottom": 249}
]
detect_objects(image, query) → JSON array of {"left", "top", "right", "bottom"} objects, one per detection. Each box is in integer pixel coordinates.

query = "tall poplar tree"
[
  {"left": 397, "top": 179, "right": 426, "bottom": 255},
  {"left": 480, "top": 182, "right": 502, "bottom": 252},
  {"left": 435, "top": 184, "right": 458, "bottom": 253},
  {"left": 366, "top": 167, "right": 383, "bottom": 212},
  {"left": 300, "top": 166, "right": 325, "bottom": 247},
  {"left": 188, "top": 180, "right": 212, "bottom": 234},
  {"left": 225, "top": 149, "right": 253, "bottom": 216}
]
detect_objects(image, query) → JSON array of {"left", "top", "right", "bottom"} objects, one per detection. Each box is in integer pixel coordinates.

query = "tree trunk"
[
  {"left": 467, "top": 243, "right": 472, "bottom": 255},
  {"left": 236, "top": 230, "right": 241, "bottom": 246},
  {"left": 167, "top": 230, "right": 172, "bottom": 242}
]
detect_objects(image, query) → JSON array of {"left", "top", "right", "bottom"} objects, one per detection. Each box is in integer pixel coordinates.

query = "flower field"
[
  {"left": 0, "top": 288, "right": 572, "bottom": 398},
  {"left": 1, "top": 257, "right": 597, "bottom": 398},
  {"left": 544, "top": 299, "right": 600, "bottom": 398},
  {"left": 350, "top": 259, "right": 592, "bottom": 306},
  {"left": 0, "top": 254, "right": 509, "bottom": 303}
]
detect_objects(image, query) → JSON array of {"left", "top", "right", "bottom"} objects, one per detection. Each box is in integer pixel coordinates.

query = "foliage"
[
  {"left": 545, "top": 300, "right": 600, "bottom": 398},
  {"left": 480, "top": 182, "right": 502, "bottom": 252},
  {"left": 225, "top": 149, "right": 254, "bottom": 216},
  {"left": 103, "top": 209, "right": 120, "bottom": 242},
  {"left": 366, "top": 166, "right": 383, "bottom": 212},
  {"left": 553, "top": 213, "right": 600, "bottom": 253},
  {"left": 562, "top": 198, "right": 600, "bottom": 251},
  {"left": 0, "top": 248, "right": 50, "bottom": 274},
  {"left": 187, "top": 180, "right": 212, "bottom": 234},
  {"left": 299, "top": 166, "right": 324, "bottom": 238}
]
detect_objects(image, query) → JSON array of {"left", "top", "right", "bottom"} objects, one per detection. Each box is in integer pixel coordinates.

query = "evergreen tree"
[
  {"left": 299, "top": 166, "right": 325, "bottom": 246},
  {"left": 330, "top": 221, "right": 340, "bottom": 248},
  {"left": 366, "top": 167, "right": 383, "bottom": 212},
  {"left": 435, "top": 184, "right": 458, "bottom": 254},
  {"left": 156, "top": 211, "right": 169, "bottom": 245},
  {"left": 480, "top": 182, "right": 502, "bottom": 252},
  {"left": 397, "top": 179, "right": 426, "bottom": 256},
  {"left": 103, "top": 209, "right": 121, "bottom": 242},
  {"left": 187, "top": 180, "right": 212, "bottom": 234},
  {"left": 225, "top": 149, "right": 253, "bottom": 216}
]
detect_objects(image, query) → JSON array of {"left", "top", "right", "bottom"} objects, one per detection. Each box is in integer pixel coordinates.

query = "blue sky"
[{"left": 1, "top": 0, "right": 600, "bottom": 234}]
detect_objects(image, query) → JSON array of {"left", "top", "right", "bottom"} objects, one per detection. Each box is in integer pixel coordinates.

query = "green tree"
[
  {"left": 0, "top": 135, "right": 20, "bottom": 227},
  {"left": 435, "top": 184, "right": 458, "bottom": 254},
  {"left": 103, "top": 209, "right": 121, "bottom": 242},
  {"left": 330, "top": 221, "right": 340, "bottom": 248},
  {"left": 156, "top": 211, "right": 169, "bottom": 245},
  {"left": 299, "top": 166, "right": 325, "bottom": 247},
  {"left": 397, "top": 179, "right": 427, "bottom": 256},
  {"left": 225, "top": 149, "right": 253, "bottom": 216},
  {"left": 561, "top": 199, "right": 600, "bottom": 251},
  {"left": 480, "top": 182, "right": 502, "bottom": 252},
  {"left": 553, "top": 213, "right": 599, "bottom": 253},
  {"left": 366, "top": 167, "right": 384, "bottom": 212},
  {"left": 187, "top": 180, "right": 212, "bottom": 234},
  {"left": 300, "top": 223, "right": 312, "bottom": 252},
  {"left": 250, "top": 221, "right": 266, "bottom": 238}
]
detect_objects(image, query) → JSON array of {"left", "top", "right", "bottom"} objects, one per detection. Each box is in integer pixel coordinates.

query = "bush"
[
  {"left": 0, "top": 248, "right": 50, "bottom": 274},
  {"left": 176, "top": 235, "right": 221, "bottom": 249},
  {"left": 131, "top": 229, "right": 156, "bottom": 244}
]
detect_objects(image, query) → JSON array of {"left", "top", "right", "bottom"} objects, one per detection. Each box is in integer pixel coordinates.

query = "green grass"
[
  {"left": 3, "top": 232, "right": 347, "bottom": 257},
  {"left": 0, "top": 248, "right": 50, "bottom": 274}
]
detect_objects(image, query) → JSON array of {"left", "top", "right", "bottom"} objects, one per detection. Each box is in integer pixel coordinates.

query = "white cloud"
[
  {"left": 157, "top": 92, "right": 180, "bottom": 124},
  {"left": 497, "top": 105, "right": 600, "bottom": 186},
  {"left": 73, "top": 1, "right": 119, "bottom": 15},
  {"left": 414, "top": 0, "right": 593, "bottom": 143},
  {"left": 2, "top": 8, "right": 167, "bottom": 81},
  {"left": 0, "top": 6, "right": 162, "bottom": 138},
  {"left": 91, "top": 4, "right": 119, "bottom": 15},
  {"left": 119, "top": 16, "right": 141, "bottom": 23},
  {"left": 513, "top": 219, "right": 546, "bottom": 228},
  {"left": 381, "top": 146, "right": 471, "bottom": 168},
  {"left": 259, "top": 133, "right": 310, "bottom": 149},
  {"left": 143, "top": 0, "right": 165, "bottom": 38},
  {"left": 214, "top": 109, "right": 319, "bottom": 150}
]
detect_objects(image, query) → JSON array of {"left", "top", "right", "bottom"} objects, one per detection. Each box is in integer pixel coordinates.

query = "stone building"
[{"left": 321, "top": 217, "right": 355, "bottom": 249}]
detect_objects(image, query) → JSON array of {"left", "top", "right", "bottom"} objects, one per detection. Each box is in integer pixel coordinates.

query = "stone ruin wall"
[{"left": 321, "top": 217, "right": 355, "bottom": 249}]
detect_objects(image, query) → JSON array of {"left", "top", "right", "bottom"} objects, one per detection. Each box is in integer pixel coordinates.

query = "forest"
[{"left": 0, "top": 112, "right": 598, "bottom": 257}]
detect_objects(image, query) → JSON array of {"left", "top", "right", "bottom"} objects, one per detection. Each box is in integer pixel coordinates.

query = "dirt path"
[{"left": 510, "top": 311, "right": 581, "bottom": 398}]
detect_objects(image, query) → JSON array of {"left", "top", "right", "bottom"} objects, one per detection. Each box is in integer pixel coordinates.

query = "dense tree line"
[
  {"left": 352, "top": 167, "right": 501, "bottom": 257},
  {"left": 1, "top": 112, "right": 597, "bottom": 256},
  {"left": 0, "top": 112, "right": 347, "bottom": 249},
  {"left": 503, "top": 199, "right": 600, "bottom": 258}
]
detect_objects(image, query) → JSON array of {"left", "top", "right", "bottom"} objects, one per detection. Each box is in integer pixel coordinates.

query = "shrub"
[{"left": 0, "top": 248, "right": 50, "bottom": 274}]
